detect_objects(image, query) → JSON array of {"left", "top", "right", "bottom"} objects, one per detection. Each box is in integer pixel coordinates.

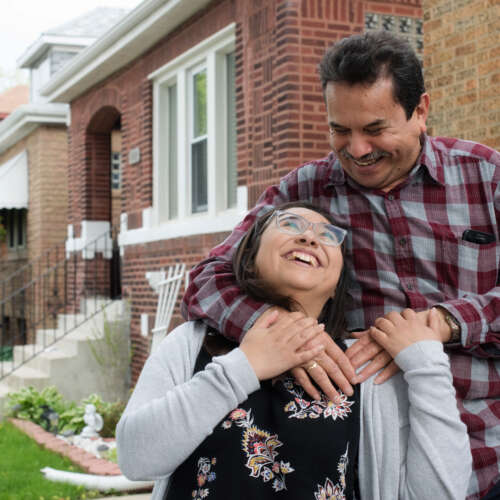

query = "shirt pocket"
[{"left": 436, "top": 233, "right": 498, "bottom": 295}]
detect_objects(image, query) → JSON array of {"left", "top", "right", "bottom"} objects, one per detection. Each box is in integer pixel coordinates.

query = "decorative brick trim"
[{"left": 9, "top": 418, "right": 121, "bottom": 476}]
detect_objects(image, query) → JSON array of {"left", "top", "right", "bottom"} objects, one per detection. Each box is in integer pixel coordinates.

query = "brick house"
[
  {"left": 40, "top": 0, "right": 424, "bottom": 381},
  {"left": 0, "top": 8, "right": 128, "bottom": 348}
]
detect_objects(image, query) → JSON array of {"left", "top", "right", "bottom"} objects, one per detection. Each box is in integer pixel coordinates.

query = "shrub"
[
  {"left": 6, "top": 386, "right": 126, "bottom": 438},
  {"left": 7, "top": 386, "right": 69, "bottom": 429},
  {"left": 0, "top": 345, "right": 13, "bottom": 361}
]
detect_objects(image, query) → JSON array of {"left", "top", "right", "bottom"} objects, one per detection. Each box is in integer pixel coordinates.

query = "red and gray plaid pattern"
[{"left": 182, "top": 135, "right": 500, "bottom": 498}]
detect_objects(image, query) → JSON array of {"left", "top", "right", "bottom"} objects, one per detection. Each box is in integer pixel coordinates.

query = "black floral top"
[{"left": 165, "top": 344, "right": 360, "bottom": 499}]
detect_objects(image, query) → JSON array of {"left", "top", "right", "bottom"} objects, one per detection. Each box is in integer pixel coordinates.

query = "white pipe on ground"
[{"left": 40, "top": 467, "right": 153, "bottom": 491}]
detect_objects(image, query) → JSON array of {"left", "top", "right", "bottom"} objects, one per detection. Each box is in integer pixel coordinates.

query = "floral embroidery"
[
  {"left": 281, "top": 376, "right": 353, "bottom": 421},
  {"left": 221, "top": 408, "right": 294, "bottom": 491},
  {"left": 192, "top": 457, "right": 216, "bottom": 499},
  {"left": 314, "top": 444, "right": 349, "bottom": 500}
]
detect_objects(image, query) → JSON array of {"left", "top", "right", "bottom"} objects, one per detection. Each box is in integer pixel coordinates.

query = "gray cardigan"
[{"left": 116, "top": 321, "right": 471, "bottom": 499}]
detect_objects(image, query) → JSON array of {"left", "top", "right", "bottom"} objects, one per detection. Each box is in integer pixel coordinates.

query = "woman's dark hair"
[
  {"left": 232, "top": 201, "right": 349, "bottom": 341},
  {"left": 318, "top": 31, "right": 425, "bottom": 119}
]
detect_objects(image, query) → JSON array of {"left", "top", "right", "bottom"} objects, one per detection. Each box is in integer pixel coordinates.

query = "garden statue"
[
  {"left": 80, "top": 404, "right": 104, "bottom": 438},
  {"left": 40, "top": 405, "right": 59, "bottom": 434}
]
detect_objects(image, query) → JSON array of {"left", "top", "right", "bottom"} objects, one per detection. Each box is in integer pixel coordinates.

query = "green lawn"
[{"left": 0, "top": 421, "right": 101, "bottom": 500}]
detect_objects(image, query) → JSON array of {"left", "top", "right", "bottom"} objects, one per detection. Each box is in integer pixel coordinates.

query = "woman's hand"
[
  {"left": 368, "top": 308, "right": 442, "bottom": 358},
  {"left": 240, "top": 308, "right": 326, "bottom": 381},
  {"left": 291, "top": 332, "right": 355, "bottom": 402}
]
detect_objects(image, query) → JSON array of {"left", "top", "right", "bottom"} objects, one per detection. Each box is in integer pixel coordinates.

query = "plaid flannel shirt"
[{"left": 182, "top": 135, "right": 500, "bottom": 499}]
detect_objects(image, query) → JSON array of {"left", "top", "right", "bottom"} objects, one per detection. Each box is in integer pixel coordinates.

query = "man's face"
[{"left": 325, "top": 78, "right": 429, "bottom": 192}]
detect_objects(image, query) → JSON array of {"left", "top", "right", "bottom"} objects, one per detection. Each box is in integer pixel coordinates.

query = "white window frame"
[{"left": 118, "top": 22, "right": 247, "bottom": 247}]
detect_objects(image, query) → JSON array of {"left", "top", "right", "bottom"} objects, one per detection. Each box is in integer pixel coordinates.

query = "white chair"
[{"left": 150, "top": 262, "right": 186, "bottom": 352}]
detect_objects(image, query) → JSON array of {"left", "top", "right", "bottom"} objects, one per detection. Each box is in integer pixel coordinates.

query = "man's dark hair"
[
  {"left": 319, "top": 31, "right": 425, "bottom": 119},
  {"left": 232, "top": 201, "right": 349, "bottom": 341}
]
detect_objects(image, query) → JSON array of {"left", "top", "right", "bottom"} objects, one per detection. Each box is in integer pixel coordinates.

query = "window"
[
  {"left": 190, "top": 67, "right": 208, "bottom": 213},
  {"left": 152, "top": 24, "right": 237, "bottom": 225},
  {"left": 111, "top": 152, "right": 122, "bottom": 190},
  {"left": 167, "top": 84, "right": 178, "bottom": 219},
  {"left": 3, "top": 209, "right": 27, "bottom": 250}
]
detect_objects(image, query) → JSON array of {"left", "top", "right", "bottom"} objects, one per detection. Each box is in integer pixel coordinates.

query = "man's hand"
[
  {"left": 345, "top": 330, "right": 399, "bottom": 385},
  {"left": 291, "top": 331, "right": 356, "bottom": 402},
  {"left": 240, "top": 309, "right": 326, "bottom": 381}
]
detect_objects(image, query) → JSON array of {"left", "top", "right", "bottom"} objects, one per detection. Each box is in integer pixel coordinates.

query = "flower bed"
[{"left": 9, "top": 418, "right": 121, "bottom": 476}]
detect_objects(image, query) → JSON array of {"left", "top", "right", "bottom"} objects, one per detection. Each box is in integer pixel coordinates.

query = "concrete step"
[
  {"left": 80, "top": 296, "right": 113, "bottom": 314},
  {"left": 13, "top": 344, "right": 45, "bottom": 365},
  {"left": 0, "top": 298, "right": 131, "bottom": 417},
  {"left": 24, "top": 346, "right": 75, "bottom": 375},
  {"left": 0, "top": 361, "right": 13, "bottom": 377},
  {"left": 56, "top": 303, "right": 125, "bottom": 331},
  {"left": 80, "top": 297, "right": 126, "bottom": 315},
  {"left": 36, "top": 328, "right": 61, "bottom": 347},
  {"left": 6, "top": 365, "right": 49, "bottom": 392},
  {"left": 57, "top": 314, "right": 87, "bottom": 330}
]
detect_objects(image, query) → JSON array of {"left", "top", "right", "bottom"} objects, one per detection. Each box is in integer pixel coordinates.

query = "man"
[{"left": 181, "top": 31, "right": 500, "bottom": 499}]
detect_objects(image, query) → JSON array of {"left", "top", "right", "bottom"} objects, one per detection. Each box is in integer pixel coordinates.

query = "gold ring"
[{"left": 306, "top": 361, "right": 318, "bottom": 371}]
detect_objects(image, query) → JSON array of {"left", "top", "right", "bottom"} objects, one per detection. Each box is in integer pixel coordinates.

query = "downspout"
[{"left": 41, "top": 467, "right": 153, "bottom": 491}]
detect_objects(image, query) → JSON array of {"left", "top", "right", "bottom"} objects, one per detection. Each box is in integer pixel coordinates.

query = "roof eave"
[
  {"left": 17, "top": 34, "right": 96, "bottom": 69},
  {"left": 0, "top": 103, "right": 68, "bottom": 156},
  {"left": 41, "top": 0, "right": 211, "bottom": 103}
]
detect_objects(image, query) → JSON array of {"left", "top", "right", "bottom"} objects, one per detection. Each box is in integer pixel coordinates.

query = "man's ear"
[{"left": 414, "top": 92, "right": 430, "bottom": 134}]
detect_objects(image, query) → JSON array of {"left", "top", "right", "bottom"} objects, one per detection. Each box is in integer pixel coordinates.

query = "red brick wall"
[
  {"left": 67, "top": 0, "right": 422, "bottom": 384},
  {"left": 122, "top": 232, "right": 229, "bottom": 382}
]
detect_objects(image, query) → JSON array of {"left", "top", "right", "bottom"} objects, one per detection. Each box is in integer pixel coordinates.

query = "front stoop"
[
  {"left": 9, "top": 418, "right": 122, "bottom": 475},
  {"left": 0, "top": 298, "right": 131, "bottom": 418}
]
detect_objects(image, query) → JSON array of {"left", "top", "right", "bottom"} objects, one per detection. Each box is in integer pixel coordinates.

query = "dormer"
[{"left": 17, "top": 7, "right": 127, "bottom": 104}]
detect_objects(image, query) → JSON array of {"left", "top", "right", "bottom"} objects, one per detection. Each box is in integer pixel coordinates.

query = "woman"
[{"left": 117, "top": 202, "right": 471, "bottom": 499}]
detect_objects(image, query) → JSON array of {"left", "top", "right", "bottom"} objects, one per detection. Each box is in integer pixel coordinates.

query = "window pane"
[
  {"left": 191, "top": 139, "right": 207, "bottom": 213},
  {"left": 17, "top": 210, "right": 24, "bottom": 247},
  {"left": 8, "top": 211, "right": 14, "bottom": 248},
  {"left": 168, "top": 84, "right": 178, "bottom": 219},
  {"left": 110, "top": 152, "right": 122, "bottom": 190},
  {"left": 193, "top": 70, "right": 207, "bottom": 138},
  {"left": 226, "top": 52, "right": 237, "bottom": 208}
]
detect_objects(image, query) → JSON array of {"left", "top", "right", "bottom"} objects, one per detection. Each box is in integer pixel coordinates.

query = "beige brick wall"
[
  {"left": 0, "top": 126, "right": 68, "bottom": 266},
  {"left": 423, "top": 0, "right": 499, "bottom": 149},
  {"left": 27, "top": 125, "right": 69, "bottom": 261}
]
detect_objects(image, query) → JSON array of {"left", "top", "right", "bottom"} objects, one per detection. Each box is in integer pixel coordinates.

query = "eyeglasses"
[{"left": 271, "top": 210, "right": 347, "bottom": 247}]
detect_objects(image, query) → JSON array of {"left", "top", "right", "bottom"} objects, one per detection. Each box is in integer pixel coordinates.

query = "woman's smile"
[{"left": 284, "top": 250, "right": 321, "bottom": 268}]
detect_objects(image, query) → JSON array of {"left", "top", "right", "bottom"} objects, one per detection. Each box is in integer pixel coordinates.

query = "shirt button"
[
  {"left": 400, "top": 238, "right": 407, "bottom": 246},
  {"left": 407, "top": 283, "right": 413, "bottom": 290},
  {"left": 388, "top": 195, "right": 395, "bottom": 201}
]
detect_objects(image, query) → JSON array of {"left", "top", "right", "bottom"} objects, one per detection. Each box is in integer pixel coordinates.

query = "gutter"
[{"left": 0, "top": 103, "right": 68, "bottom": 156}]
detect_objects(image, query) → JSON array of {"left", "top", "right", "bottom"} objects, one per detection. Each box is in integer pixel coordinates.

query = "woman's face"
[{"left": 255, "top": 207, "right": 344, "bottom": 310}]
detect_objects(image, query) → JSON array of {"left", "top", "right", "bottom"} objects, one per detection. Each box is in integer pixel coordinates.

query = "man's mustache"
[{"left": 340, "top": 149, "right": 391, "bottom": 163}]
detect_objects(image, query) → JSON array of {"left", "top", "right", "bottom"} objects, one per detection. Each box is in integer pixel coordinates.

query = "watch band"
[{"left": 434, "top": 306, "right": 461, "bottom": 343}]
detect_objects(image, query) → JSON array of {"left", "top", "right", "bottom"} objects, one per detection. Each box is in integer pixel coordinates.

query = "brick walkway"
[{"left": 10, "top": 418, "right": 121, "bottom": 475}]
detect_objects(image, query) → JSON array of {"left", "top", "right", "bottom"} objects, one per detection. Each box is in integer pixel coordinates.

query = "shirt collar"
[{"left": 418, "top": 134, "right": 445, "bottom": 185}]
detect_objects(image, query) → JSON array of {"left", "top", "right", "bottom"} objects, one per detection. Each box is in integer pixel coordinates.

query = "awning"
[{"left": 0, "top": 150, "right": 28, "bottom": 209}]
